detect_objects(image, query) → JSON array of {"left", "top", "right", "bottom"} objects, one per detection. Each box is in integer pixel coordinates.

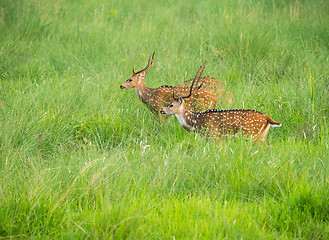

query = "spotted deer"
[
  {"left": 120, "top": 52, "right": 223, "bottom": 115},
  {"left": 160, "top": 63, "right": 281, "bottom": 142}
]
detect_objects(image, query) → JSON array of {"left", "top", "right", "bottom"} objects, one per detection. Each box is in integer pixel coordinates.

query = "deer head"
[
  {"left": 120, "top": 52, "right": 155, "bottom": 89},
  {"left": 160, "top": 61, "right": 206, "bottom": 115}
]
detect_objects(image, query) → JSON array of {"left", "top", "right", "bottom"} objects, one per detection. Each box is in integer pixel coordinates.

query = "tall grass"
[{"left": 0, "top": 0, "right": 329, "bottom": 239}]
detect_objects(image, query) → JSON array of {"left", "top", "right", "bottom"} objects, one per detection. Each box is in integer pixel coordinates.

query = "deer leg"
[{"left": 256, "top": 123, "right": 271, "bottom": 143}]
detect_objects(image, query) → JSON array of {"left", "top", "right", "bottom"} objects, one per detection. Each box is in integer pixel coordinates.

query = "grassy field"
[{"left": 1, "top": 0, "right": 329, "bottom": 239}]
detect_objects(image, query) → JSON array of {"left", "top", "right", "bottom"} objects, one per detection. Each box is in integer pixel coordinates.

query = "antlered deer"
[
  {"left": 120, "top": 52, "right": 229, "bottom": 115},
  {"left": 160, "top": 62, "right": 281, "bottom": 142}
]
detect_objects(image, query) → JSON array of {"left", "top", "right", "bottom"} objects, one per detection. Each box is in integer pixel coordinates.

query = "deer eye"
[
  {"left": 128, "top": 79, "right": 132, "bottom": 82},
  {"left": 169, "top": 104, "right": 173, "bottom": 108}
]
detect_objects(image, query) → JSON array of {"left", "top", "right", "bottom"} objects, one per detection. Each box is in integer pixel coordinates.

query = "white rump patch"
[{"left": 271, "top": 123, "right": 282, "bottom": 127}]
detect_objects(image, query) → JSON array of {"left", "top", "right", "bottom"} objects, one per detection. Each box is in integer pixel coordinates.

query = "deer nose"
[
  {"left": 160, "top": 110, "right": 166, "bottom": 115},
  {"left": 120, "top": 85, "right": 125, "bottom": 89}
]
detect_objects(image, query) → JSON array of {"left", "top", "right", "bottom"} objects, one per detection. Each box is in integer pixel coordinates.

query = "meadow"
[{"left": 0, "top": 0, "right": 329, "bottom": 239}]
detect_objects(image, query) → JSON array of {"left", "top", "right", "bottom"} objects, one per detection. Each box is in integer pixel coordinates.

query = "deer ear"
[{"left": 138, "top": 71, "right": 146, "bottom": 80}]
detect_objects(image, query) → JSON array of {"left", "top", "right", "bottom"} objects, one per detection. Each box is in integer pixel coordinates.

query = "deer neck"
[
  {"left": 135, "top": 80, "right": 151, "bottom": 104},
  {"left": 175, "top": 107, "right": 198, "bottom": 133}
]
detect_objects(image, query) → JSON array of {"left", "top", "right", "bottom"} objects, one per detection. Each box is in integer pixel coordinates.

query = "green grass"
[{"left": 1, "top": 0, "right": 329, "bottom": 239}]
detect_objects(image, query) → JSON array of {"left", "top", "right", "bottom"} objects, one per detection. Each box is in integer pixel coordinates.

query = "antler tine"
[
  {"left": 181, "top": 62, "right": 205, "bottom": 99},
  {"left": 183, "top": 64, "right": 203, "bottom": 99},
  {"left": 133, "top": 52, "right": 155, "bottom": 75},
  {"left": 172, "top": 92, "right": 178, "bottom": 101},
  {"left": 193, "top": 60, "right": 206, "bottom": 93},
  {"left": 148, "top": 51, "right": 155, "bottom": 66}
]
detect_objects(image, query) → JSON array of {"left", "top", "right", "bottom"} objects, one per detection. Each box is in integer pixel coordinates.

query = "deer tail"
[{"left": 267, "top": 116, "right": 281, "bottom": 127}]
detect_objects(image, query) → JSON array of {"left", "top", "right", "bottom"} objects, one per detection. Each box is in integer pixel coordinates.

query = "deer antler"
[
  {"left": 132, "top": 52, "right": 155, "bottom": 75},
  {"left": 181, "top": 60, "right": 206, "bottom": 99}
]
